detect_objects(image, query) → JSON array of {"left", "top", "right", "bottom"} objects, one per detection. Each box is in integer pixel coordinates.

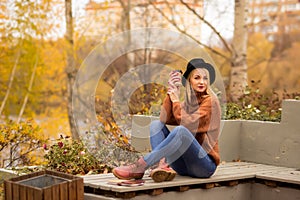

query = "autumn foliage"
[
  {"left": 0, "top": 0, "right": 299, "bottom": 177},
  {"left": 0, "top": 119, "right": 46, "bottom": 168}
]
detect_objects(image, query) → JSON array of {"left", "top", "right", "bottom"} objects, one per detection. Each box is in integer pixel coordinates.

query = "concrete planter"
[{"left": 131, "top": 100, "right": 300, "bottom": 168}]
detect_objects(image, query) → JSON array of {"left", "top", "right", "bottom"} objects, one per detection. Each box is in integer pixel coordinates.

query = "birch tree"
[
  {"left": 65, "top": 0, "right": 79, "bottom": 139},
  {"left": 230, "top": 0, "right": 248, "bottom": 102},
  {"left": 0, "top": 51, "right": 21, "bottom": 116},
  {"left": 17, "top": 56, "right": 38, "bottom": 123}
]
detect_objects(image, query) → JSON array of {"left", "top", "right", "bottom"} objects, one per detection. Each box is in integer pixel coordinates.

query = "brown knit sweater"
[{"left": 159, "top": 94, "right": 221, "bottom": 165}]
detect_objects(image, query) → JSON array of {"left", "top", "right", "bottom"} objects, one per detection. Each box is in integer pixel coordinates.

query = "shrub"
[
  {"left": 43, "top": 135, "right": 109, "bottom": 175},
  {"left": 0, "top": 119, "right": 46, "bottom": 168},
  {"left": 223, "top": 80, "right": 300, "bottom": 121},
  {"left": 86, "top": 130, "right": 141, "bottom": 168},
  {"left": 223, "top": 102, "right": 281, "bottom": 121},
  {"left": 43, "top": 132, "right": 142, "bottom": 175}
]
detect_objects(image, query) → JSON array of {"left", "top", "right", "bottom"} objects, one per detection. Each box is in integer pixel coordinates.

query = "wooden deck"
[{"left": 83, "top": 162, "right": 300, "bottom": 198}]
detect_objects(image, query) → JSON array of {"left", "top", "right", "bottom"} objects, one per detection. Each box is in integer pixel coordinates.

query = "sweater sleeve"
[{"left": 159, "top": 95, "right": 179, "bottom": 125}]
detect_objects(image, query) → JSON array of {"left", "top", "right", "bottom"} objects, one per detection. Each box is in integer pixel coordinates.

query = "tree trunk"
[
  {"left": 0, "top": 50, "right": 21, "bottom": 116},
  {"left": 17, "top": 56, "right": 38, "bottom": 123},
  {"left": 118, "top": 0, "right": 131, "bottom": 32},
  {"left": 65, "top": 0, "right": 79, "bottom": 139},
  {"left": 229, "top": 0, "right": 248, "bottom": 102}
]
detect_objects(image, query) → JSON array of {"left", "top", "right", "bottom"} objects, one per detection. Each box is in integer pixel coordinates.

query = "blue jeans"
[{"left": 143, "top": 120, "right": 217, "bottom": 178}]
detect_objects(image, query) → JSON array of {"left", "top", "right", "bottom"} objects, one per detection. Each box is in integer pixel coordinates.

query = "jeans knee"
[
  {"left": 172, "top": 126, "right": 194, "bottom": 140},
  {"left": 173, "top": 125, "right": 189, "bottom": 134},
  {"left": 150, "top": 120, "right": 164, "bottom": 136}
]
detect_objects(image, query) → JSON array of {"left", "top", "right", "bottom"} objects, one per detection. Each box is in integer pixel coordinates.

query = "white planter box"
[{"left": 131, "top": 100, "right": 300, "bottom": 168}]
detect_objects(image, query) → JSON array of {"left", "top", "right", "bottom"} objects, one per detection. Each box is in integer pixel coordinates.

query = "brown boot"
[
  {"left": 112, "top": 157, "right": 147, "bottom": 180},
  {"left": 150, "top": 158, "right": 176, "bottom": 182},
  {"left": 150, "top": 167, "right": 177, "bottom": 182}
]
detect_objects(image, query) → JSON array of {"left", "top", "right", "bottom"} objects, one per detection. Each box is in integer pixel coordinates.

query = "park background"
[{"left": 0, "top": 0, "right": 300, "bottom": 194}]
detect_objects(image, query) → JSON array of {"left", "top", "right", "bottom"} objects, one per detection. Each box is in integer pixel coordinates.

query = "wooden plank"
[
  {"left": 59, "top": 182, "right": 69, "bottom": 200},
  {"left": 12, "top": 182, "right": 20, "bottom": 200},
  {"left": 4, "top": 181, "right": 13, "bottom": 200},
  {"left": 33, "top": 188, "right": 42, "bottom": 200},
  {"left": 81, "top": 173, "right": 113, "bottom": 180},
  {"left": 216, "top": 163, "right": 293, "bottom": 172},
  {"left": 217, "top": 166, "right": 294, "bottom": 176},
  {"left": 84, "top": 164, "right": 285, "bottom": 183},
  {"left": 44, "top": 187, "right": 53, "bottom": 200},
  {"left": 148, "top": 188, "right": 164, "bottom": 195},
  {"left": 215, "top": 165, "right": 293, "bottom": 176},
  {"left": 256, "top": 170, "right": 300, "bottom": 185},
  {"left": 26, "top": 171, "right": 43, "bottom": 180},
  {"left": 264, "top": 180, "right": 277, "bottom": 187},
  {"left": 85, "top": 164, "right": 257, "bottom": 188},
  {"left": 223, "top": 180, "right": 239, "bottom": 186},
  {"left": 11, "top": 171, "right": 44, "bottom": 182},
  {"left": 51, "top": 184, "right": 60, "bottom": 200},
  {"left": 217, "top": 162, "right": 257, "bottom": 168},
  {"left": 84, "top": 172, "right": 253, "bottom": 193},
  {"left": 82, "top": 162, "right": 258, "bottom": 184},
  {"left": 19, "top": 184, "right": 27, "bottom": 200},
  {"left": 68, "top": 180, "right": 77, "bottom": 200},
  {"left": 216, "top": 163, "right": 265, "bottom": 171},
  {"left": 115, "top": 191, "right": 136, "bottom": 199},
  {"left": 26, "top": 186, "right": 34, "bottom": 200},
  {"left": 83, "top": 162, "right": 300, "bottom": 194},
  {"left": 202, "top": 183, "right": 215, "bottom": 189},
  {"left": 82, "top": 162, "right": 257, "bottom": 183},
  {"left": 46, "top": 170, "right": 76, "bottom": 180},
  {"left": 75, "top": 177, "right": 84, "bottom": 200},
  {"left": 177, "top": 185, "right": 190, "bottom": 192}
]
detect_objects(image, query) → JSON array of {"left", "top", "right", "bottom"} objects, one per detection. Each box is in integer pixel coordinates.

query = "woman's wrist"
[{"left": 168, "top": 92, "right": 179, "bottom": 103}]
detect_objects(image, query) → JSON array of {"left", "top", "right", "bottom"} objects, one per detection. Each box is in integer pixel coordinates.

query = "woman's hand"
[{"left": 167, "top": 71, "right": 181, "bottom": 103}]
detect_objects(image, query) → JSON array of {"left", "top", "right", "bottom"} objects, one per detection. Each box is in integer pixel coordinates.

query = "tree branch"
[
  {"left": 149, "top": 0, "right": 229, "bottom": 60},
  {"left": 179, "top": 0, "right": 232, "bottom": 53}
]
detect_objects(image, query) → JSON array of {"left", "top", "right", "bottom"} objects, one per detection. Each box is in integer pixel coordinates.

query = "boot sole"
[{"left": 150, "top": 169, "right": 176, "bottom": 182}]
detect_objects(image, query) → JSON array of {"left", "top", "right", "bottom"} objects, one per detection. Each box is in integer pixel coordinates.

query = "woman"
[{"left": 112, "top": 58, "right": 221, "bottom": 182}]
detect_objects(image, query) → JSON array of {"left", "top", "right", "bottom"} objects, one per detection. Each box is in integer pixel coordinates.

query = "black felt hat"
[{"left": 182, "top": 58, "right": 216, "bottom": 86}]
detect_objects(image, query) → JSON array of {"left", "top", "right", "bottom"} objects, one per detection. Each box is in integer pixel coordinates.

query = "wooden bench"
[
  {"left": 83, "top": 100, "right": 300, "bottom": 199},
  {"left": 83, "top": 161, "right": 300, "bottom": 199}
]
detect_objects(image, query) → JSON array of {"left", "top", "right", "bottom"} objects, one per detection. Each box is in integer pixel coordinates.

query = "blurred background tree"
[{"left": 0, "top": 0, "right": 299, "bottom": 153}]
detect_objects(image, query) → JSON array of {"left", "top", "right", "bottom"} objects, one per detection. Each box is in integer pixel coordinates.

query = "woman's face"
[{"left": 189, "top": 68, "right": 209, "bottom": 93}]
